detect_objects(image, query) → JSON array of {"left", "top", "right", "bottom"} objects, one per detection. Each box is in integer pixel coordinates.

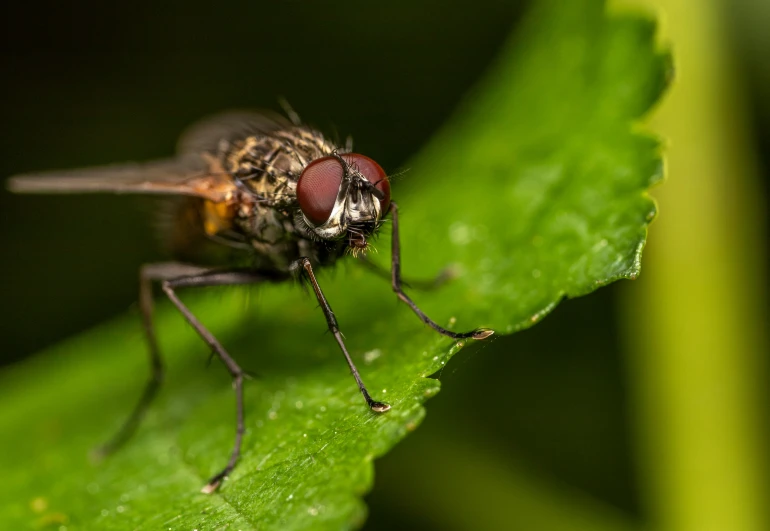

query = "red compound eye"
[
  {"left": 297, "top": 156, "right": 344, "bottom": 226},
  {"left": 343, "top": 153, "right": 391, "bottom": 213}
]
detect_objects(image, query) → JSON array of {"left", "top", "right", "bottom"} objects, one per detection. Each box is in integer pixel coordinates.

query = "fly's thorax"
[
  {"left": 194, "top": 126, "right": 352, "bottom": 271},
  {"left": 221, "top": 127, "right": 337, "bottom": 209},
  {"left": 205, "top": 126, "right": 391, "bottom": 265}
]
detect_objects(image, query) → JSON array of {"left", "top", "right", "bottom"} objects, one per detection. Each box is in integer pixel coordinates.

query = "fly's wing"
[
  {"left": 176, "top": 109, "right": 292, "bottom": 156},
  {"left": 8, "top": 109, "right": 293, "bottom": 201},
  {"left": 7, "top": 155, "right": 234, "bottom": 202}
]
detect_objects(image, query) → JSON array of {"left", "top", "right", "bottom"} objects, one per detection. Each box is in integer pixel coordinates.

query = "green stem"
[{"left": 618, "top": 0, "right": 770, "bottom": 530}]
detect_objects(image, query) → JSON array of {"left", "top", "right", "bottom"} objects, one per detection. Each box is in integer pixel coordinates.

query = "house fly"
[{"left": 8, "top": 110, "right": 493, "bottom": 493}]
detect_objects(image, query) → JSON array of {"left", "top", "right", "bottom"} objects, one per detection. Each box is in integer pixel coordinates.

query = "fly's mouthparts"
[{"left": 349, "top": 232, "right": 367, "bottom": 249}]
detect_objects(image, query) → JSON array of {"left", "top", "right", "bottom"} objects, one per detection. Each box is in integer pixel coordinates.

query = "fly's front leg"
[
  {"left": 294, "top": 257, "right": 390, "bottom": 413},
  {"left": 389, "top": 202, "right": 494, "bottom": 340}
]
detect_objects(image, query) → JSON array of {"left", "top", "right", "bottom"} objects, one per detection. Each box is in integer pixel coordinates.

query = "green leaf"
[{"left": 0, "top": 0, "right": 669, "bottom": 529}]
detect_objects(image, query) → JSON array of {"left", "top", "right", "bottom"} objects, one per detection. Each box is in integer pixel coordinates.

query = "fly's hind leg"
[
  {"left": 94, "top": 262, "right": 211, "bottom": 458},
  {"left": 159, "top": 268, "right": 284, "bottom": 493},
  {"left": 97, "top": 262, "right": 283, "bottom": 493}
]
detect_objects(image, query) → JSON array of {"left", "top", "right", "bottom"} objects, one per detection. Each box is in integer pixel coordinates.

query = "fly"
[{"left": 8, "top": 110, "right": 493, "bottom": 493}]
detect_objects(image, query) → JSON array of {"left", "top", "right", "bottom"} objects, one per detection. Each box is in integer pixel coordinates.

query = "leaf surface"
[{"left": 0, "top": 1, "right": 669, "bottom": 529}]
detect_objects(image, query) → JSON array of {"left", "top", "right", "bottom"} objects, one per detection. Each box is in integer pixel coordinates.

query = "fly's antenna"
[{"left": 359, "top": 177, "right": 386, "bottom": 202}]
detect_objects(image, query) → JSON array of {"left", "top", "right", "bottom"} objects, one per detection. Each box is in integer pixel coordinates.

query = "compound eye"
[
  {"left": 297, "top": 156, "right": 344, "bottom": 226},
  {"left": 343, "top": 153, "right": 391, "bottom": 213}
]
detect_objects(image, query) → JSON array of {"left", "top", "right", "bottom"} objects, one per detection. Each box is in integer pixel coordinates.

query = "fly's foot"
[
  {"left": 471, "top": 328, "right": 495, "bottom": 340},
  {"left": 201, "top": 469, "right": 230, "bottom": 494},
  {"left": 447, "top": 327, "right": 495, "bottom": 340},
  {"left": 369, "top": 401, "right": 391, "bottom": 413}
]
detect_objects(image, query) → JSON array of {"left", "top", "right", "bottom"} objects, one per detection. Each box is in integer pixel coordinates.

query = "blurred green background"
[{"left": 1, "top": 0, "right": 767, "bottom": 530}]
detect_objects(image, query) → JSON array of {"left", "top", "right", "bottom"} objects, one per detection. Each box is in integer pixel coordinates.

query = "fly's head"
[{"left": 296, "top": 153, "right": 391, "bottom": 253}]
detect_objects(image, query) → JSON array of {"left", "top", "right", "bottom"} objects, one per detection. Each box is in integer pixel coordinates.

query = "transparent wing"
[
  {"left": 7, "top": 155, "right": 234, "bottom": 202},
  {"left": 176, "top": 109, "right": 292, "bottom": 155},
  {"left": 8, "top": 109, "right": 294, "bottom": 201}
]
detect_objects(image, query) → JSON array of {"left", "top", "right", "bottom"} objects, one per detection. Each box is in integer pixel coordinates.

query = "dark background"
[
  {"left": 0, "top": 0, "right": 524, "bottom": 363},
  {"left": 1, "top": 1, "right": 767, "bottom": 529}
]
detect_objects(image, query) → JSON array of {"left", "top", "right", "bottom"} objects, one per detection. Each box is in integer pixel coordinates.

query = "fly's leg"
[
  {"left": 157, "top": 268, "right": 284, "bottom": 493},
  {"left": 97, "top": 262, "right": 284, "bottom": 493},
  {"left": 161, "top": 279, "right": 242, "bottom": 494},
  {"left": 389, "top": 202, "right": 494, "bottom": 340},
  {"left": 357, "top": 254, "right": 457, "bottom": 291},
  {"left": 294, "top": 257, "right": 390, "bottom": 413},
  {"left": 94, "top": 262, "right": 212, "bottom": 457}
]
